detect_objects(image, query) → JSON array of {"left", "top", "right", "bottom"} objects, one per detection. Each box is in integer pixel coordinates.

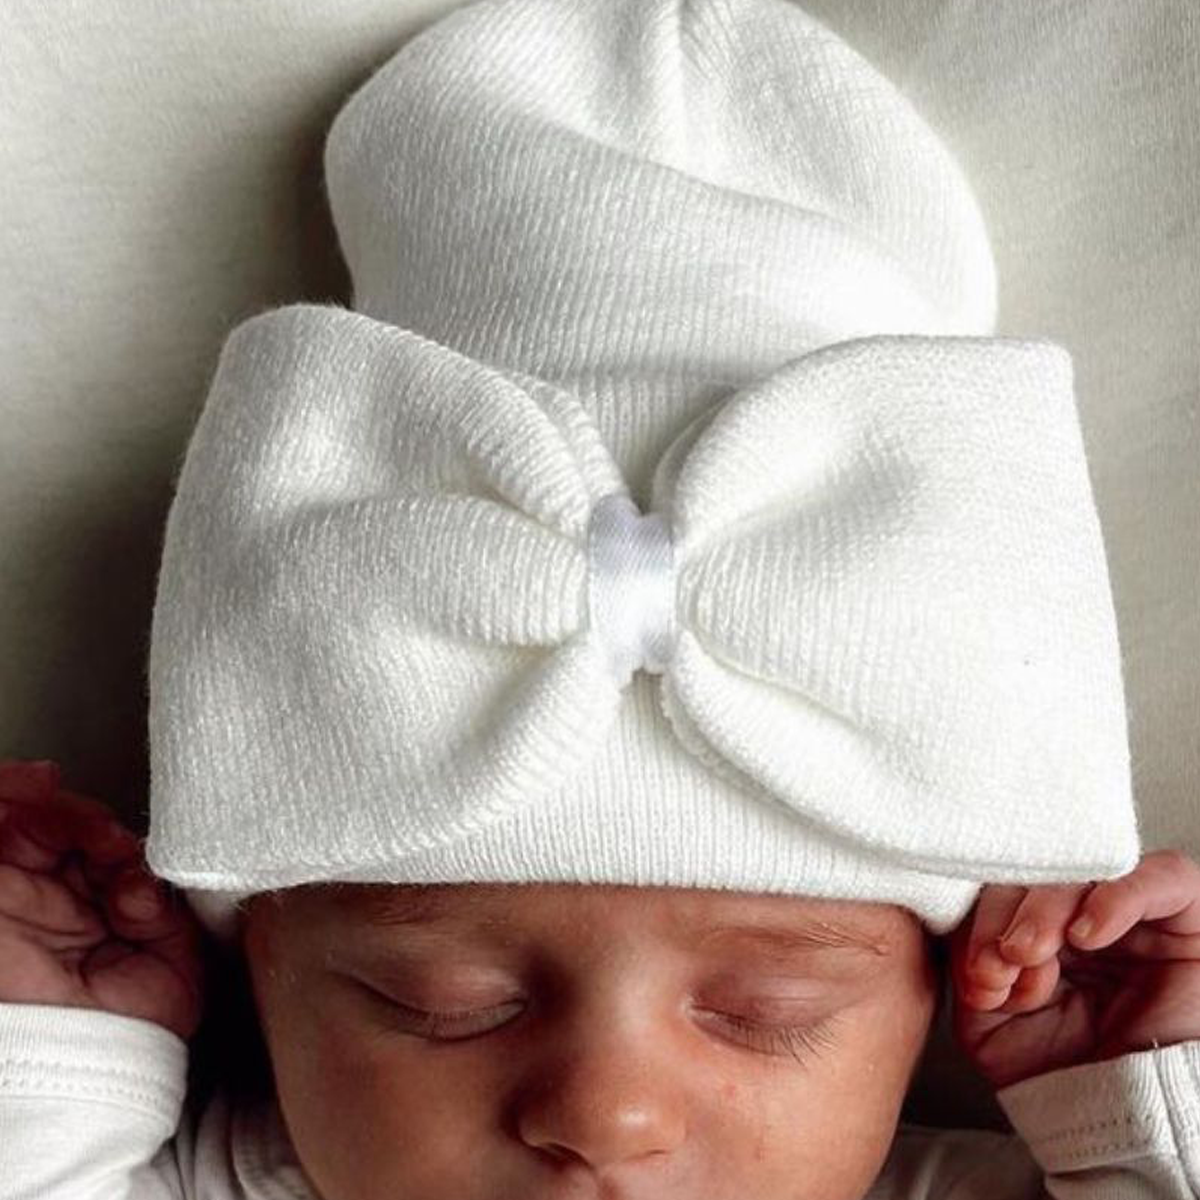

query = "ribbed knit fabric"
[{"left": 144, "top": 0, "right": 1140, "bottom": 943}]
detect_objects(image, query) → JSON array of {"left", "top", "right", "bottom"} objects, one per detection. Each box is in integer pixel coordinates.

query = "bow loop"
[{"left": 666, "top": 335, "right": 1134, "bottom": 874}]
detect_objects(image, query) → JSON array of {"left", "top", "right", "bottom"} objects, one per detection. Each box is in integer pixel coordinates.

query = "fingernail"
[
  {"left": 1001, "top": 919, "right": 1037, "bottom": 951},
  {"left": 1068, "top": 915, "right": 1094, "bottom": 940}
]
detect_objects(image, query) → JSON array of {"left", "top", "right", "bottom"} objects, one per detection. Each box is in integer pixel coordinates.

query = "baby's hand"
[
  {"left": 947, "top": 849, "right": 1200, "bottom": 1089},
  {"left": 0, "top": 758, "right": 205, "bottom": 1041}
]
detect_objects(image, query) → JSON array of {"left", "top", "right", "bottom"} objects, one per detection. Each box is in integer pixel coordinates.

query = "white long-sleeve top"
[{"left": 1, "top": 1002, "right": 1198, "bottom": 1199}]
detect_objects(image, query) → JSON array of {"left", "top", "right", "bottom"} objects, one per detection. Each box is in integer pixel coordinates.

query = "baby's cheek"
[
  {"left": 825, "top": 982, "right": 935, "bottom": 1134},
  {"left": 833, "top": 1015, "right": 930, "bottom": 1189},
  {"left": 706, "top": 977, "right": 932, "bottom": 1195},
  {"left": 275, "top": 1020, "right": 492, "bottom": 1200},
  {"left": 726, "top": 1032, "right": 912, "bottom": 1200}
]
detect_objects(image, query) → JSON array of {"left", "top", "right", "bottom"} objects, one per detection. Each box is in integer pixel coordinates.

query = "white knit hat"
[{"left": 146, "top": 0, "right": 1140, "bottom": 943}]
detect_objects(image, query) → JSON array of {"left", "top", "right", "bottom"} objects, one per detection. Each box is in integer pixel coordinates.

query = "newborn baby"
[
  {"left": 1, "top": 757, "right": 1199, "bottom": 1200},
  {"left": 4, "top": 0, "right": 1200, "bottom": 1197}
]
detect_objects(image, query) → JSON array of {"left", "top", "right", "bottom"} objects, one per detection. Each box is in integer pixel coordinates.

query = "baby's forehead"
[{"left": 268, "top": 880, "right": 916, "bottom": 952}]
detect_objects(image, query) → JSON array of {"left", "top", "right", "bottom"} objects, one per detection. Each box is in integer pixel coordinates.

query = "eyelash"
[
  {"left": 380, "top": 996, "right": 838, "bottom": 1063},
  {"left": 386, "top": 1000, "right": 518, "bottom": 1041},
  {"left": 712, "top": 1011, "right": 839, "bottom": 1063}
]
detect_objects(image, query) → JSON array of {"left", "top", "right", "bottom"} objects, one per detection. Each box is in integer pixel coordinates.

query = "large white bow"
[{"left": 147, "top": 304, "right": 1138, "bottom": 886}]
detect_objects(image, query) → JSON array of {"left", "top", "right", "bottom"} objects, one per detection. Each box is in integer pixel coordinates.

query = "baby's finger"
[
  {"left": 1069, "top": 850, "right": 1200, "bottom": 950},
  {"left": 54, "top": 789, "right": 144, "bottom": 869},
  {"left": 954, "top": 884, "right": 1027, "bottom": 994},
  {"left": 0, "top": 801, "right": 76, "bottom": 871},
  {"left": 104, "top": 868, "right": 204, "bottom": 995},
  {"left": 60, "top": 854, "right": 95, "bottom": 906},
  {"left": 0, "top": 759, "right": 61, "bottom": 804},
  {"left": 104, "top": 867, "right": 173, "bottom": 931},
  {"left": 959, "top": 984, "right": 1014, "bottom": 1011},
  {"left": 3, "top": 802, "right": 142, "bottom": 909},
  {"left": 1105, "top": 923, "right": 1200, "bottom": 960},
  {"left": 0, "top": 788, "right": 139, "bottom": 877},
  {"left": 104, "top": 868, "right": 196, "bottom": 949},
  {"left": 997, "top": 956, "right": 1062, "bottom": 1014},
  {"left": 996, "top": 884, "right": 1091, "bottom": 968},
  {"left": 0, "top": 807, "right": 57, "bottom": 870},
  {"left": 0, "top": 863, "right": 105, "bottom": 937}
]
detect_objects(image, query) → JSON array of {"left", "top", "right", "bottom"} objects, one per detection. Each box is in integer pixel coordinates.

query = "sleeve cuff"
[
  {"left": 0, "top": 1001, "right": 188, "bottom": 1126},
  {"left": 995, "top": 1039, "right": 1200, "bottom": 1174}
]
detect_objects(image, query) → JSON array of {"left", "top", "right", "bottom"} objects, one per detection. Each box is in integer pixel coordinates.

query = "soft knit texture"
[{"left": 144, "top": 0, "right": 1141, "bottom": 943}]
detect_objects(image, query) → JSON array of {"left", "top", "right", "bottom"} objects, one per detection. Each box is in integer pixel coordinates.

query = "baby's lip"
[{"left": 529, "top": 1167, "right": 666, "bottom": 1200}]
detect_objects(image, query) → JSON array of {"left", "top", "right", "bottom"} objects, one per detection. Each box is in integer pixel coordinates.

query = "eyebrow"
[
  {"left": 349, "top": 887, "right": 890, "bottom": 957},
  {"left": 352, "top": 886, "right": 483, "bottom": 927},
  {"left": 693, "top": 921, "right": 890, "bottom": 957}
]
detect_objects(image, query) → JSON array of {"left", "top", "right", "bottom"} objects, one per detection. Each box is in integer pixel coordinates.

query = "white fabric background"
[{"left": 1, "top": 0, "right": 1196, "bottom": 1128}]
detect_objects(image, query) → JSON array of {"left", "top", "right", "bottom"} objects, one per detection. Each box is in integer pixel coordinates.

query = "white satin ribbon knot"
[{"left": 586, "top": 492, "right": 677, "bottom": 688}]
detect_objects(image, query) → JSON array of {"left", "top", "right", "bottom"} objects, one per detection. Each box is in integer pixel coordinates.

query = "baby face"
[{"left": 243, "top": 882, "right": 939, "bottom": 1200}]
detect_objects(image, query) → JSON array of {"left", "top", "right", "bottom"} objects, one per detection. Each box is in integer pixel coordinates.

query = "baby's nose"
[{"left": 513, "top": 1046, "right": 688, "bottom": 1171}]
